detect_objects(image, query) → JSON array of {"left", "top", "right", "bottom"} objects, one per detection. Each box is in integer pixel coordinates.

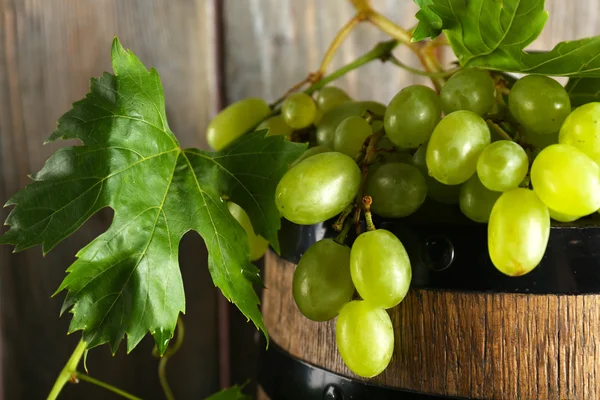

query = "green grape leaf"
[
  {"left": 205, "top": 383, "right": 250, "bottom": 400},
  {"left": 566, "top": 78, "right": 600, "bottom": 107},
  {"left": 0, "top": 38, "right": 305, "bottom": 354},
  {"left": 413, "top": 0, "right": 600, "bottom": 77},
  {"left": 412, "top": 0, "right": 443, "bottom": 42}
]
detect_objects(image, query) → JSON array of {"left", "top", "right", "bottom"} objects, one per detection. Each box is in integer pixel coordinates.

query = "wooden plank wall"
[{"left": 0, "top": 0, "right": 598, "bottom": 399}]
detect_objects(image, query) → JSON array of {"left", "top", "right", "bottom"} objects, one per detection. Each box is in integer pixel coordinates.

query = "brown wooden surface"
[
  {"left": 0, "top": 1, "right": 219, "bottom": 399},
  {"left": 263, "top": 250, "right": 600, "bottom": 400}
]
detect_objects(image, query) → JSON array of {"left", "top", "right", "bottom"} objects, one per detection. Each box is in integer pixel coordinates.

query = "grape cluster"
[{"left": 207, "top": 68, "right": 600, "bottom": 378}]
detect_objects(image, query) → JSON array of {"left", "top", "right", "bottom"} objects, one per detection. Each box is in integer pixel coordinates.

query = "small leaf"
[
  {"left": 566, "top": 78, "right": 600, "bottom": 107},
  {"left": 412, "top": 0, "right": 443, "bottom": 42},
  {"left": 414, "top": 0, "right": 600, "bottom": 77},
  {"left": 205, "top": 383, "right": 250, "bottom": 400},
  {"left": 0, "top": 38, "right": 305, "bottom": 353}
]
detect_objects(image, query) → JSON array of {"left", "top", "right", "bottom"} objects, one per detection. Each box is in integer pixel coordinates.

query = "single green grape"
[
  {"left": 426, "top": 110, "right": 491, "bottom": 185},
  {"left": 350, "top": 229, "right": 411, "bottom": 309},
  {"left": 508, "top": 75, "right": 571, "bottom": 135},
  {"left": 488, "top": 188, "right": 550, "bottom": 276},
  {"left": 336, "top": 300, "right": 394, "bottom": 378},
  {"left": 206, "top": 98, "right": 271, "bottom": 150},
  {"left": 531, "top": 144, "right": 600, "bottom": 216},
  {"left": 559, "top": 102, "right": 600, "bottom": 165},
  {"left": 333, "top": 116, "right": 372, "bottom": 158},
  {"left": 384, "top": 85, "right": 442, "bottom": 149},
  {"left": 282, "top": 92, "right": 317, "bottom": 129},
  {"left": 549, "top": 208, "right": 581, "bottom": 223},
  {"left": 316, "top": 86, "right": 351, "bottom": 114},
  {"left": 459, "top": 175, "right": 501, "bottom": 223},
  {"left": 440, "top": 68, "right": 495, "bottom": 116},
  {"left": 276, "top": 152, "right": 361, "bottom": 224},
  {"left": 227, "top": 202, "right": 269, "bottom": 261},
  {"left": 290, "top": 145, "right": 331, "bottom": 168},
  {"left": 316, "top": 101, "right": 386, "bottom": 147},
  {"left": 366, "top": 163, "right": 427, "bottom": 218},
  {"left": 412, "top": 144, "right": 460, "bottom": 204},
  {"left": 292, "top": 239, "right": 354, "bottom": 321},
  {"left": 477, "top": 140, "right": 529, "bottom": 192},
  {"left": 523, "top": 129, "right": 559, "bottom": 151},
  {"left": 256, "top": 115, "right": 293, "bottom": 137}
]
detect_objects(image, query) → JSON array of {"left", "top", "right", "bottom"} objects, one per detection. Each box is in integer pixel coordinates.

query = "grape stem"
[
  {"left": 335, "top": 215, "right": 354, "bottom": 245},
  {"left": 354, "top": 129, "right": 385, "bottom": 235},
  {"left": 486, "top": 119, "right": 513, "bottom": 141},
  {"left": 157, "top": 316, "right": 185, "bottom": 400},
  {"left": 388, "top": 55, "right": 459, "bottom": 78},
  {"left": 362, "top": 196, "right": 376, "bottom": 231},
  {"left": 333, "top": 205, "right": 354, "bottom": 232},
  {"left": 269, "top": 13, "right": 364, "bottom": 108},
  {"left": 47, "top": 339, "right": 143, "bottom": 400}
]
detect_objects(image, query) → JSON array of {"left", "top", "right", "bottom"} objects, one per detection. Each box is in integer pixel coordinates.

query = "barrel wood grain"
[{"left": 262, "top": 250, "right": 600, "bottom": 400}]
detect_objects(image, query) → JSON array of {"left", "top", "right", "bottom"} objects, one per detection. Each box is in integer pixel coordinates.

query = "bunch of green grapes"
[{"left": 206, "top": 72, "right": 600, "bottom": 377}]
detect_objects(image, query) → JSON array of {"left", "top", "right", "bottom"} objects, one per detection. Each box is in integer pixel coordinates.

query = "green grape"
[
  {"left": 290, "top": 145, "right": 331, "bottom": 168},
  {"left": 255, "top": 115, "right": 293, "bottom": 137},
  {"left": 282, "top": 92, "right": 317, "bottom": 129},
  {"left": 477, "top": 140, "right": 529, "bottom": 192},
  {"left": 412, "top": 144, "right": 460, "bottom": 204},
  {"left": 227, "top": 202, "right": 269, "bottom": 261},
  {"left": 559, "top": 102, "right": 600, "bottom": 165},
  {"left": 384, "top": 85, "right": 442, "bottom": 149},
  {"left": 459, "top": 175, "right": 501, "bottom": 223},
  {"left": 292, "top": 239, "right": 354, "bottom": 321},
  {"left": 333, "top": 116, "right": 372, "bottom": 158},
  {"left": 440, "top": 68, "right": 495, "bottom": 116},
  {"left": 366, "top": 163, "right": 427, "bottom": 218},
  {"left": 316, "top": 86, "right": 351, "bottom": 114},
  {"left": 350, "top": 229, "right": 411, "bottom": 309},
  {"left": 316, "top": 101, "right": 386, "bottom": 147},
  {"left": 531, "top": 144, "right": 600, "bottom": 216},
  {"left": 508, "top": 75, "right": 571, "bottom": 135},
  {"left": 206, "top": 98, "right": 271, "bottom": 150},
  {"left": 523, "top": 129, "right": 558, "bottom": 151},
  {"left": 549, "top": 208, "right": 581, "bottom": 223},
  {"left": 426, "top": 110, "right": 491, "bottom": 185},
  {"left": 488, "top": 188, "right": 550, "bottom": 276},
  {"left": 336, "top": 300, "right": 394, "bottom": 378},
  {"left": 276, "top": 152, "right": 361, "bottom": 224}
]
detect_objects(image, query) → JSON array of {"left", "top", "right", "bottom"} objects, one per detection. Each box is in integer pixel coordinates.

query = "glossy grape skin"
[
  {"left": 336, "top": 300, "right": 394, "bottom": 378},
  {"left": 459, "top": 175, "right": 501, "bottom": 223},
  {"left": 384, "top": 85, "right": 442, "bottom": 149},
  {"left": 227, "top": 202, "right": 269, "bottom": 261},
  {"left": 282, "top": 92, "right": 317, "bottom": 129},
  {"left": 256, "top": 115, "right": 293, "bottom": 137},
  {"left": 276, "top": 152, "right": 361, "bottom": 225},
  {"left": 549, "top": 208, "right": 581, "bottom": 223},
  {"left": 559, "top": 102, "right": 600, "bottom": 165},
  {"left": 316, "top": 86, "right": 351, "bottom": 114},
  {"left": 290, "top": 145, "right": 331, "bottom": 168},
  {"left": 477, "top": 140, "right": 529, "bottom": 192},
  {"left": 531, "top": 144, "right": 600, "bottom": 216},
  {"left": 488, "top": 188, "right": 550, "bottom": 276},
  {"left": 206, "top": 98, "right": 271, "bottom": 150},
  {"left": 292, "top": 239, "right": 354, "bottom": 321},
  {"left": 316, "top": 101, "right": 386, "bottom": 147},
  {"left": 508, "top": 75, "right": 571, "bottom": 135},
  {"left": 350, "top": 229, "right": 411, "bottom": 309},
  {"left": 366, "top": 163, "right": 427, "bottom": 218},
  {"left": 426, "top": 110, "right": 491, "bottom": 185},
  {"left": 440, "top": 68, "right": 495, "bottom": 116},
  {"left": 334, "top": 116, "right": 372, "bottom": 158},
  {"left": 412, "top": 144, "right": 460, "bottom": 204}
]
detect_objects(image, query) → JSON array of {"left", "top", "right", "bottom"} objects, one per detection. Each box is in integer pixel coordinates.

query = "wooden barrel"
[{"left": 257, "top": 211, "right": 600, "bottom": 400}]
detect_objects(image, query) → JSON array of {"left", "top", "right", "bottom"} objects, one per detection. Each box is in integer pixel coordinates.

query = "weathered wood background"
[{"left": 0, "top": 1, "right": 597, "bottom": 399}]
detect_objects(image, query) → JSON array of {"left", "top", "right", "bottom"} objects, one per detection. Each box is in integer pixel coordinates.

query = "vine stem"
[
  {"left": 158, "top": 317, "right": 185, "bottom": 400},
  {"left": 354, "top": 129, "right": 385, "bottom": 234},
  {"left": 486, "top": 119, "right": 513, "bottom": 141},
  {"left": 47, "top": 340, "right": 87, "bottom": 400},
  {"left": 74, "top": 372, "right": 143, "bottom": 400},
  {"left": 388, "top": 55, "right": 458, "bottom": 78},
  {"left": 362, "top": 196, "right": 376, "bottom": 232},
  {"left": 270, "top": 13, "right": 363, "bottom": 107}
]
